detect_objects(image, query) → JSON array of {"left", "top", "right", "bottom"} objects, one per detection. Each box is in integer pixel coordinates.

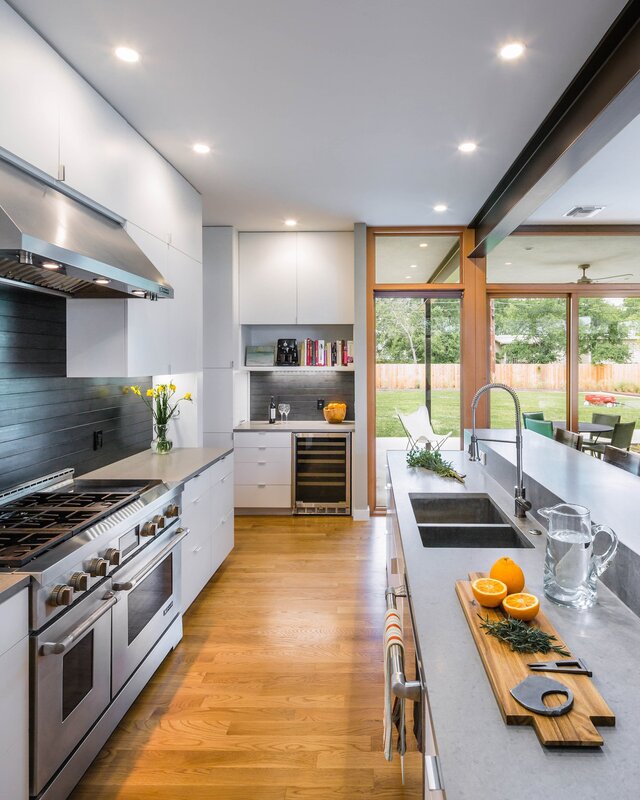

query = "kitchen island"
[{"left": 387, "top": 449, "right": 640, "bottom": 800}]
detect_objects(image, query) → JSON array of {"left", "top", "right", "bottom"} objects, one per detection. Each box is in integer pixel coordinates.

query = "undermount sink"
[{"left": 409, "top": 493, "right": 533, "bottom": 549}]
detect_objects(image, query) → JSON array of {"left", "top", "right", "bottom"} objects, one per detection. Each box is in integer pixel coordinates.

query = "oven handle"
[
  {"left": 112, "top": 527, "right": 189, "bottom": 592},
  {"left": 40, "top": 592, "right": 118, "bottom": 656}
]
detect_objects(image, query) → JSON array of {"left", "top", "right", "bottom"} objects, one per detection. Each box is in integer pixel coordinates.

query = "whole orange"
[{"left": 489, "top": 557, "right": 525, "bottom": 594}]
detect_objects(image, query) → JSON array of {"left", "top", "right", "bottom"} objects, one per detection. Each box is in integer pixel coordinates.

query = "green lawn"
[{"left": 376, "top": 389, "right": 640, "bottom": 438}]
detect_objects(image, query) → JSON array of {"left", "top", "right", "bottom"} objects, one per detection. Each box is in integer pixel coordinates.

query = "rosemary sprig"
[
  {"left": 406, "top": 449, "right": 465, "bottom": 483},
  {"left": 478, "top": 614, "right": 571, "bottom": 657}
]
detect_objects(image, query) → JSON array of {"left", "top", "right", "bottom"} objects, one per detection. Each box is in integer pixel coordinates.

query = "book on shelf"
[{"left": 295, "top": 338, "right": 353, "bottom": 368}]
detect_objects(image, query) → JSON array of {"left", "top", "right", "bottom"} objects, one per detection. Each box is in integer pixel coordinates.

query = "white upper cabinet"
[
  {"left": 239, "top": 233, "right": 297, "bottom": 324},
  {"left": 203, "top": 228, "right": 237, "bottom": 368},
  {"left": 296, "top": 232, "right": 354, "bottom": 324},
  {"left": 238, "top": 232, "right": 354, "bottom": 325}
]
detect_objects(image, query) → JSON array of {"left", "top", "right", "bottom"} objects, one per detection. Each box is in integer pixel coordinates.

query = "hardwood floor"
[{"left": 70, "top": 515, "right": 422, "bottom": 799}]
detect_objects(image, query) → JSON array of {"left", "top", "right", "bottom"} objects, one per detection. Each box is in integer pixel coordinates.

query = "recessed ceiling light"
[
  {"left": 419, "top": 243, "right": 428, "bottom": 248},
  {"left": 433, "top": 204, "right": 448, "bottom": 213},
  {"left": 94, "top": 278, "right": 110, "bottom": 285},
  {"left": 405, "top": 276, "right": 412, "bottom": 280},
  {"left": 499, "top": 41, "right": 525, "bottom": 61},
  {"left": 114, "top": 46, "right": 140, "bottom": 63},
  {"left": 505, "top": 262, "right": 512, "bottom": 266},
  {"left": 409, "top": 264, "right": 417, "bottom": 269},
  {"left": 192, "top": 143, "right": 210, "bottom": 154},
  {"left": 42, "top": 262, "right": 61, "bottom": 270},
  {"left": 458, "top": 141, "right": 477, "bottom": 153},
  {"left": 284, "top": 218, "right": 298, "bottom": 227}
]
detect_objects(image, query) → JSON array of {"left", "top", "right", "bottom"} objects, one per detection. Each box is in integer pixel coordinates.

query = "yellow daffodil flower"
[
  {"left": 146, "top": 389, "right": 154, "bottom": 397},
  {"left": 184, "top": 392, "right": 192, "bottom": 401},
  {"left": 169, "top": 383, "right": 177, "bottom": 392}
]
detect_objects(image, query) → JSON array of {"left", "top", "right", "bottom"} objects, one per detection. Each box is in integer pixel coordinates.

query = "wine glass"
[
  {"left": 283, "top": 403, "right": 291, "bottom": 423},
  {"left": 278, "top": 403, "right": 286, "bottom": 423}
]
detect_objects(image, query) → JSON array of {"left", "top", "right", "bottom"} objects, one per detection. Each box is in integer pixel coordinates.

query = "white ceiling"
[
  {"left": 375, "top": 235, "right": 459, "bottom": 283},
  {"left": 528, "top": 113, "right": 640, "bottom": 224},
  {"left": 8, "top": 0, "right": 628, "bottom": 230},
  {"left": 488, "top": 235, "right": 640, "bottom": 283}
]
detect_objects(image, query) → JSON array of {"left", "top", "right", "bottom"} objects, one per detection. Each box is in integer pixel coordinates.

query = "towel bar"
[{"left": 385, "top": 587, "right": 421, "bottom": 702}]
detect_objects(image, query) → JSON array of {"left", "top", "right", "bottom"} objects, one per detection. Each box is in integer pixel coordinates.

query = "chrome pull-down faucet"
[{"left": 468, "top": 382, "right": 532, "bottom": 518}]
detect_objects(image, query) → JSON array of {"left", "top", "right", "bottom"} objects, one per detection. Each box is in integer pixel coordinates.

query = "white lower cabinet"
[
  {"left": 0, "top": 587, "right": 28, "bottom": 799},
  {"left": 181, "top": 454, "right": 234, "bottom": 611},
  {"left": 234, "top": 431, "right": 292, "bottom": 512}
]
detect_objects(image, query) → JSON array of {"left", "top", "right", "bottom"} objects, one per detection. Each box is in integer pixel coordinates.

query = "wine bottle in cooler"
[{"left": 269, "top": 396, "right": 276, "bottom": 424}]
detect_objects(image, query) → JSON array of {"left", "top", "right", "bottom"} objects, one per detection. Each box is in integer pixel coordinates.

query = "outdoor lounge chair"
[{"left": 397, "top": 405, "right": 451, "bottom": 452}]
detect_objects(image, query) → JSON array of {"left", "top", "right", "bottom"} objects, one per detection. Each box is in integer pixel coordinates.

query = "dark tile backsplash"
[
  {"left": 0, "top": 284, "right": 152, "bottom": 491},
  {"left": 250, "top": 371, "right": 354, "bottom": 422}
]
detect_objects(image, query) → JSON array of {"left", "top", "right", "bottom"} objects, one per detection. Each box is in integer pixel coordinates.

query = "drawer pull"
[
  {"left": 258, "top": 446, "right": 267, "bottom": 450},
  {"left": 193, "top": 545, "right": 202, "bottom": 554},
  {"left": 258, "top": 461, "right": 267, "bottom": 465},
  {"left": 258, "top": 483, "right": 266, "bottom": 488}
]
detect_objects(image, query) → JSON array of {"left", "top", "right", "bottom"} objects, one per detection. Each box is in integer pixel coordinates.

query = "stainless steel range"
[{"left": 0, "top": 468, "right": 188, "bottom": 800}]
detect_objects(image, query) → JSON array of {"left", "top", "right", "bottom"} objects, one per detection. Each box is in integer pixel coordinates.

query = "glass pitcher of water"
[{"left": 540, "top": 503, "right": 618, "bottom": 609}]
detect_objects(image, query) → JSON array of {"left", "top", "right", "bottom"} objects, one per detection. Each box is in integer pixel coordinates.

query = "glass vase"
[{"left": 151, "top": 423, "right": 173, "bottom": 455}]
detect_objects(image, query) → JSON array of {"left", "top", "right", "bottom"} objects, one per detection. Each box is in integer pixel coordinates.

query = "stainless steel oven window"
[
  {"left": 62, "top": 630, "right": 94, "bottom": 719},
  {"left": 127, "top": 554, "right": 173, "bottom": 645}
]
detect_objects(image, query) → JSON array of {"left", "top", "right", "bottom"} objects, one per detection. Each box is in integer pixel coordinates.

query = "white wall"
[
  {"left": 152, "top": 372, "right": 203, "bottom": 447},
  {"left": 353, "top": 222, "right": 369, "bottom": 519}
]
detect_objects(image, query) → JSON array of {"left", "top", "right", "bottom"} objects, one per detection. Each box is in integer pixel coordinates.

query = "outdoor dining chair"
[
  {"left": 603, "top": 445, "right": 640, "bottom": 476},
  {"left": 583, "top": 420, "right": 635, "bottom": 458},
  {"left": 554, "top": 428, "right": 583, "bottom": 450},
  {"left": 524, "top": 417, "right": 554, "bottom": 438},
  {"left": 396, "top": 406, "right": 451, "bottom": 452}
]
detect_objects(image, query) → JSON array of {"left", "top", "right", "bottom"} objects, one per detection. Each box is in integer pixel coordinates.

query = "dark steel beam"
[{"left": 469, "top": 0, "right": 640, "bottom": 258}]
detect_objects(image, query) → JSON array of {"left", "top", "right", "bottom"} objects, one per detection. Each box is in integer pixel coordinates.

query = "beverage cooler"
[{"left": 293, "top": 432, "right": 351, "bottom": 514}]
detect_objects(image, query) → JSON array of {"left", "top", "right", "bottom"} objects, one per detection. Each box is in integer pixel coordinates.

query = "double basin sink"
[{"left": 410, "top": 494, "right": 533, "bottom": 549}]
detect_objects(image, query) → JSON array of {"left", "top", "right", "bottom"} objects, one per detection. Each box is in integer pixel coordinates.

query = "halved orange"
[
  {"left": 502, "top": 592, "right": 540, "bottom": 621},
  {"left": 471, "top": 578, "right": 507, "bottom": 608}
]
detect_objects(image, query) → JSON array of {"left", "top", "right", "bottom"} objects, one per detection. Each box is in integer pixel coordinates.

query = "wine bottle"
[{"left": 269, "top": 396, "right": 276, "bottom": 424}]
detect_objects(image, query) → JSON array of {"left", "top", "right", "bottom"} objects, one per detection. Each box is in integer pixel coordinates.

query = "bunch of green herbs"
[
  {"left": 406, "top": 448, "right": 465, "bottom": 483},
  {"left": 478, "top": 614, "right": 570, "bottom": 657}
]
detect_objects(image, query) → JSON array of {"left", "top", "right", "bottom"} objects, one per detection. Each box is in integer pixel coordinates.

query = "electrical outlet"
[
  {"left": 317, "top": 398, "right": 325, "bottom": 410},
  {"left": 93, "top": 430, "right": 103, "bottom": 451}
]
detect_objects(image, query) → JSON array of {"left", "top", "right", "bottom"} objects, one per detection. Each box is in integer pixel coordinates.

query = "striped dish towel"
[{"left": 383, "top": 605, "right": 407, "bottom": 773}]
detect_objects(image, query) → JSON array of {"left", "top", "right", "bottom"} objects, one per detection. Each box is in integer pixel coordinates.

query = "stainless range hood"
[{"left": 0, "top": 158, "right": 173, "bottom": 299}]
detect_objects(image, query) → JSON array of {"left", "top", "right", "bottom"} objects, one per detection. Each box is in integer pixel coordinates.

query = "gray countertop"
[
  {"left": 476, "top": 428, "right": 640, "bottom": 556},
  {"left": 234, "top": 420, "right": 355, "bottom": 432},
  {"left": 81, "top": 447, "right": 233, "bottom": 487},
  {"left": 388, "top": 449, "right": 640, "bottom": 800},
  {"left": 0, "top": 573, "right": 30, "bottom": 604}
]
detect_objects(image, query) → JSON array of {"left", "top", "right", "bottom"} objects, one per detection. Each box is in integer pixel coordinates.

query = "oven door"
[
  {"left": 31, "top": 585, "right": 117, "bottom": 796},
  {"left": 111, "top": 523, "right": 188, "bottom": 695}
]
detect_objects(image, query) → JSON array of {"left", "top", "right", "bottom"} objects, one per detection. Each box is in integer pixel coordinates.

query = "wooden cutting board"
[{"left": 455, "top": 572, "right": 615, "bottom": 746}]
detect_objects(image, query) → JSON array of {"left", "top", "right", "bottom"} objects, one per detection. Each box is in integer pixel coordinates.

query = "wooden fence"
[{"left": 376, "top": 363, "right": 640, "bottom": 392}]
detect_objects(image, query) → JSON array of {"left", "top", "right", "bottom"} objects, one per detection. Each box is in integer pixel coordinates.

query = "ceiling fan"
[{"left": 575, "top": 263, "right": 633, "bottom": 284}]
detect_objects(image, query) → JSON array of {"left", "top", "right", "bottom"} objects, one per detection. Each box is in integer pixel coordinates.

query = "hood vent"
[
  {"left": 563, "top": 205, "right": 605, "bottom": 219},
  {"left": 0, "top": 158, "right": 173, "bottom": 299}
]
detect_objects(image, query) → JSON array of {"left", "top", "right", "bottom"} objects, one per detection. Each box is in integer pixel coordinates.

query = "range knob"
[
  {"left": 88, "top": 558, "right": 109, "bottom": 578},
  {"left": 50, "top": 585, "right": 74, "bottom": 606},
  {"left": 140, "top": 522, "right": 157, "bottom": 537},
  {"left": 165, "top": 504, "right": 180, "bottom": 518},
  {"left": 69, "top": 572, "right": 90, "bottom": 591},
  {"left": 152, "top": 515, "right": 165, "bottom": 529},
  {"left": 104, "top": 548, "right": 122, "bottom": 566}
]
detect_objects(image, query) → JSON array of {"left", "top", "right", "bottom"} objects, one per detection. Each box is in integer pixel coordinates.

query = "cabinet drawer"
[
  {"left": 183, "top": 453, "right": 233, "bottom": 505},
  {"left": 235, "top": 483, "right": 291, "bottom": 509},
  {"left": 211, "top": 472, "right": 234, "bottom": 516},
  {"left": 234, "top": 446, "right": 291, "bottom": 464},
  {"left": 212, "top": 510, "right": 234, "bottom": 573},
  {"left": 0, "top": 637, "right": 28, "bottom": 798},
  {"left": 207, "top": 452, "right": 234, "bottom": 485},
  {"left": 0, "top": 588, "right": 28, "bottom": 656},
  {"left": 181, "top": 525, "right": 213, "bottom": 612},
  {"left": 235, "top": 461, "right": 291, "bottom": 485},
  {"left": 234, "top": 431, "right": 291, "bottom": 449}
]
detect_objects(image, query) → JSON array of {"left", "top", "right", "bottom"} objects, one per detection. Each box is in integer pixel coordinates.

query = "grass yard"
[{"left": 376, "top": 389, "right": 640, "bottom": 438}]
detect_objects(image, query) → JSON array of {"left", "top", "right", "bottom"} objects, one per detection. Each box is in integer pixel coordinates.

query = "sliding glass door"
[
  {"left": 374, "top": 294, "right": 461, "bottom": 507},
  {"left": 489, "top": 297, "right": 567, "bottom": 427}
]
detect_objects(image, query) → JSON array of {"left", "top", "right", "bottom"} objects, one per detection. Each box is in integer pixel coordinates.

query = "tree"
[
  {"left": 375, "top": 298, "right": 460, "bottom": 364},
  {"left": 492, "top": 298, "right": 565, "bottom": 364},
  {"left": 578, "top": 298, "right": 630, "bottom": 364}
]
